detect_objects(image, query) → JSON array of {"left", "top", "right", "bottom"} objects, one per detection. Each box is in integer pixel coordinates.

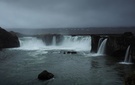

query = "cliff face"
[
  {"left": 0, "top": 27, "right": 20, "bottom": 49},
  {"left": 91, "top": 32, "right": 135, "bottom": 61},
  {"left": 106, "top": 32, "right": 135, "bottom": 57},
  {"left": 90, "top": 35, "right": 100, "bottom": 53}
]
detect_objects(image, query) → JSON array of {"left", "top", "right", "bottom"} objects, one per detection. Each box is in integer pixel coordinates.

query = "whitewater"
[{"left": 15, "top": 36, "right": 91, "bottom": 51}]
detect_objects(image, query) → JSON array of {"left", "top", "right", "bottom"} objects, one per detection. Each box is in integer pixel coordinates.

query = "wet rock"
[
  {"left": 60, "top": 50, "right": 77, "bottom": 54},
  {"left": 90, "top": 32, "right": 135, "bottom": 62},
  {"left": 91, "top": 35, "right": 100, "bottom": 53},
  {"left": 124, "top": 71, "right": 135, "bottom": 85},
  {"left": 67, "top": 51, "right": 77, "bottom": 54},
  {"left": 101, "top": 32, "right": 135, "bottom": 57},
  {"left": 111, "top": 50, "right": 125, "bottom": 57},
  {"left": 38, "top": 70, "right": 54, "bottom": 80},
  {"left": 0, "top": 27, "right": 20, "bottom": 49},
  {"left": 0, "top": 41, "right": 2, "bottom": 50},
  {"left": 106, "top": 35, "right": 121, "bottom": 56}
]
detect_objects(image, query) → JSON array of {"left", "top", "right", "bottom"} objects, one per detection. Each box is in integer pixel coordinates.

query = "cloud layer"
[{"left": 0, "top": 0, "right": 135, "bottom": 28}]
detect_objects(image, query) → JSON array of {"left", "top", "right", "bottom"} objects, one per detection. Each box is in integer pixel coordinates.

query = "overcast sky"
[{"left": 0, "top": 0, "right": 135, "bottom": 29}]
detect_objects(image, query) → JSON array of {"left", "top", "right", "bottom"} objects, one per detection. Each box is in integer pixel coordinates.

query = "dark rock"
[
  {"left": 63, "top": 51, "right": 66, "bottom": 54},
  {"left": 90, "top": 35, "right": 100, "bottom": 53},
  {"left": 105, "top": 32, "right": 135, "bottom": 58},
  {"left": 38, "top": 70, "right": 54, "bottom": 80},
  {"left": 0, "top": 41, "right": 2, "bottom": 50},
  {"left": 106, "top": 35, "right": 123, "bottom": 56},
  {"left": 67, "top": 51, "right": 77, "bottom": 54},
  {"left": 42, "top": 34, "right": 53, "bottom": 45},
  {"left": 0, "top": 27, "right": 20, "bottom": 49},
  {"left": 124, "top": 71, "right": 135, "bottom": 85},
  {"left": 41, "top": 34, "right": 63, "bottom": 46},
  {"left": 90, "top": 32, "right": 135, "bottom": 62},
  {"left": 60, "top": 50, "right": 77, "bottom": 54},
  {"left": 111, "top": 50, "right": 125, "bottom": 57}
]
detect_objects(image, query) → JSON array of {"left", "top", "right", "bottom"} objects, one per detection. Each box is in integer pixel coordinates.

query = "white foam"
[
  {"left": 16, "top": 37, "right": 45, "bottom": 50},
  {"left": 119, "top": 62, "right": 133, "bottom": 65},
  {"left": 60, "top": 36, "right": 91, "bottom": 51},
  {"left": 11, "top": 36, "right": 91, "bottom": 51}
]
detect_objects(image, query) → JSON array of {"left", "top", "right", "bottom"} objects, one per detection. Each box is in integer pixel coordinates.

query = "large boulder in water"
[
  {"left": 0, "top": 27, "right": 20, "bottom": 49},
  {"left": 38, "top": 70, "right": 54, "bottom": 80}
]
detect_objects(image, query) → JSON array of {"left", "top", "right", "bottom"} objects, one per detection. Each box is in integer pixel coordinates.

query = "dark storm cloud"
[{"left": 0, "top": 0, "right": 135, "bottom": 28}]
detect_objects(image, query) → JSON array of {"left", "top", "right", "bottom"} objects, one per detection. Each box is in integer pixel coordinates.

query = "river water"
[{"left": 0, "top": 36, "right": 134, "bottom": 85}]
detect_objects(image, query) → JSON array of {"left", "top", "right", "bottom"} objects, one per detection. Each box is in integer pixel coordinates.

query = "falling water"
[
  {"left": 124, "top": 45, "right": 131, "bottom": 62},
  {"left": 97, "top": 39, "right": 107, "bottom": 55},
  {"left": 52, "top": 36, "right": 56, "bottom": 46},
  {"left": 98, "top": 38, "right": 104, "bottom": 49},
  {"left": 14, "top": 36, "right": 91, "bottom": 51},
  {"left": 61, "top": 36, "right": 91, "bottom": 51},
  {"left": 17, "top": 37, "right": 45, "bottom": 50},
  {"left": 119, "top": 45, "right": 133, "bottom": 64}
]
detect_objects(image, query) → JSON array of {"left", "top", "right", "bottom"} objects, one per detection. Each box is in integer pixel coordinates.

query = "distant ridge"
[{"left": 6, "top": 27, "right": 135, "bottom": 35}]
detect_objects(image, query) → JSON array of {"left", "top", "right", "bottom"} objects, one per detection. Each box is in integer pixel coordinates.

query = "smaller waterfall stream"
[
  {"left": 97, "top": 39, "right": 107, "bottom": 55},
  {"left": 98, "top": 38, "right": 104, "bottom": 49},
  {"left": 124, "top": 45, "right": 131, "bottom": 62},
  {"left": 119, "top": 45, "right": 133, "bottom": 65}
]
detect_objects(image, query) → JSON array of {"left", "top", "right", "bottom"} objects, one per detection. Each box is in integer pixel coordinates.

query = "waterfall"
[
  {"left": 97, "top": 39, "right": 107, "bottom": 54},
  {"left": 14, "top": 36, "right": 91, "bottom": 51},
  {"left": 119, "top": 45, "right": 133, "bottom": 64},
  {"left": 61, "top": 36, "right": 91, "bottom": 51},
  {"left": 98, "top": 38, "right": 104, "bottom": 49},
  {"left": 17, "top": 37, "right": 45, "bottom": 50},
  {"left": 52, "top": 36, "right": 56, "bottom": 46},
  {"left": 124, "top": 45, "right": 131, "bottom": 62}
]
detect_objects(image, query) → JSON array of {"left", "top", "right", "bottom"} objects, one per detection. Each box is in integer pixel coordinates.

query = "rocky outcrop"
[
  {"left": 90, "top": 35, "right": 100, "bottom": 53},
  {"left": 60, "top": 50, "right": 77, "bottom": 54},
  {"left": 90, "top": 32, "right": 135, "bottom": 61},
  {"left": 106, "top": 35, "right": 124, "bottom": 56},
  {"left": 38, "top": 70, "right": 54, "bottom": 80},
  {"left": 41, "top": 34, "right": 63, "bottom": 46},
  {"left": 106, "top": 32, "right": 135, "bottom": 58},
  {"left": 124, "top": 71, "right": 135, "bottom": 85},
  {"left": 0, "top": 27, "right": 20, "bottom": 49}
]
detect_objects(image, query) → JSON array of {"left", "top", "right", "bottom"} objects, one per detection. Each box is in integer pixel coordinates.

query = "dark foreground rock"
[
  {"left": 124, "top": 71, "right": 135, "bottom": 85},
  {"left": 0, "top": 27, "right": 20, "bottom": 49},
  {"left": 38, "top": 70, "right": 54, "bottom": 80}
]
